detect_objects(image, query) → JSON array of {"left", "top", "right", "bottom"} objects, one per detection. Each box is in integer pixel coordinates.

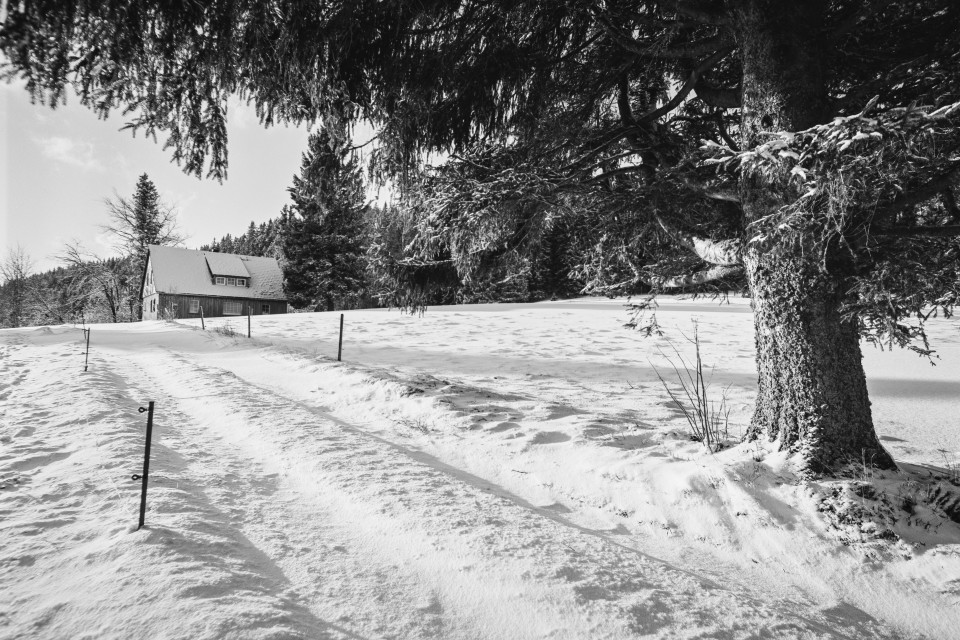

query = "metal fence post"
[{"left": 132, "top": 402, "right": 155, "bottom": 530}]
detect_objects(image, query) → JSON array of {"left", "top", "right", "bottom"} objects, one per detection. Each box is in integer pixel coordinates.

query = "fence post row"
[{"left": 131, "top": 401, "right": 155, "bottom": 530}]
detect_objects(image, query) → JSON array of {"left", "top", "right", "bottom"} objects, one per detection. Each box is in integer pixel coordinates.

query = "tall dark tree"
[
  {"left": 103, "top": 174, "right": 183, "bottom": 265},
  {"left": 100, "top": 173, "right": 183, "bottom": 318},
  {"left": 282, "top": 130, "right": 368, "bottom": 311},
  {"left": 5, "top": 1, "right": 958, "bottom": 473}
]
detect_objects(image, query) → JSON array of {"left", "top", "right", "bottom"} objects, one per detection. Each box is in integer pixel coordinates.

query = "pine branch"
[
  {"left": 653, "top": 264, "right": 744, "bottom": 289},
  {"left": 942, "top": 188, "right": 960, "bottom": 222},
  {"left": 656, "top": 216, "right": 742, "bottom": 266},
  {"left": 873, "top": 225, "right": 960, "bottom": 238},
  {"left": 871, "top": 162, "right": 960, "bottom": 222},
  {"left": 594, "top": 10, "right": 731, "bottom": 60},
  {"left": 636, "top": 47, "right": 734, "bottom": 125},
  {"left": 584, "top": 165, "right": 656, "bottom": 183},
  {"left": 831, "top": 0, "right": 903, "bottom": 42},
  {"left": 674, "top": 1, "right": 731, "bottom": 26},
  {"left": 712, "top": 109, "right": 740, "bottom": 151},
  {"left": 694, "top": 81, "right": 741, "bottom": 109}
]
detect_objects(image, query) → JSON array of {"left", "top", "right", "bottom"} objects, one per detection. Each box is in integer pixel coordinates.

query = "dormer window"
[{"left": 205, "top": 253, "right": 250, "bottom": 288}]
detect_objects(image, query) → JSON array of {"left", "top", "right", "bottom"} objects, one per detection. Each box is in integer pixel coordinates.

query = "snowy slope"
[{"left": 2, "top": 297, "right": 959, "bottom": 639}]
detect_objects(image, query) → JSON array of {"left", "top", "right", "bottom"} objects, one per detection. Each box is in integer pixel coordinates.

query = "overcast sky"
[{"left": 1, "top": 81, "right": 314, "bottom": 272}]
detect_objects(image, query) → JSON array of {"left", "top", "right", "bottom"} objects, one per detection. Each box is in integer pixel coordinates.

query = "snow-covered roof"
[
  {"left": 146, "top": 245, "right": 286, "bottom": 300},
  {"left": 204, "top": 252, "right": 250, "bottom": 278}
]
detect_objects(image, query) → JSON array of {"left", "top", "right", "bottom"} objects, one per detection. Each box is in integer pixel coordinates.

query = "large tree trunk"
[{"left": 733, "top": 0, "right": 894, "bottom": 473}]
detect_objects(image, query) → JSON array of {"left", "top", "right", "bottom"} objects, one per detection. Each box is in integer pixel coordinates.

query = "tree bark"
[
  {"left": 733, "top": 0, "right": 894, "bottom": 473},
  {"left": 743, "top": 252, "right": 894, "bottom": 472}
]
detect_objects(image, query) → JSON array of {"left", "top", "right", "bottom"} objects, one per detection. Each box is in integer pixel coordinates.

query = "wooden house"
[{"left": 140, "top": 245, "right": 288, "bottom": 320}]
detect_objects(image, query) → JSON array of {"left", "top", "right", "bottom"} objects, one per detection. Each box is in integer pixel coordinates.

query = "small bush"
[
  {"left": 213, "top": 323, "right": 240, "bottom": 338},
  {"left": 652, "top": 322, "right": 730, "bottom": 452}
]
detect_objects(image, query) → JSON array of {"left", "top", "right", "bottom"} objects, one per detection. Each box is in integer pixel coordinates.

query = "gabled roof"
[{"left": 144, "top": 245, "right": 286, "bottom": 300}]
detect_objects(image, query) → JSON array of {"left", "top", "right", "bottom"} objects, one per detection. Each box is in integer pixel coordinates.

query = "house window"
[
  {"left": 226, "top": 277, "right": 236, "bottom": 286},
  {"left": 216, "top": 277, "right": 225, "bottom": 285},
  {"left": 261, "top": 304, "right": 270, "bottom": 314},
  {"left": 189, "top": 300, "right": 199, "bottom": 313},
  {"left": 236, "top": 278, "right": 246, "bottom": 286},
  {"left": 224, "top": 301, "right": 242, "bottom": 315}
]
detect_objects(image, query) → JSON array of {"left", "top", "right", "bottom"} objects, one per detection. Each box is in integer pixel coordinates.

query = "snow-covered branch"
[
  {"left": 656, "top": 216, "right": 742, "bottom": 266},
  {"left": 655, "top": 264, "right": 745, "bottom": 289}
]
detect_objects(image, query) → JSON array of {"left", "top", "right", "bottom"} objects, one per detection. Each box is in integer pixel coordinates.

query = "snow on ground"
[{"left": 2, "top": 297, "right": 959, "bottom": 639}]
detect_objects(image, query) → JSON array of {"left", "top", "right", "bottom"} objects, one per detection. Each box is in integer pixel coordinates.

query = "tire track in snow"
[
  {"left": 110, "top": 351, "right": 458, "bottom": 639},
  {"left": 109, "top": 344, "right": 904, "bottom": 640},
  {"left": 1, "top": 332, "right": 352, "bottom": 640}
]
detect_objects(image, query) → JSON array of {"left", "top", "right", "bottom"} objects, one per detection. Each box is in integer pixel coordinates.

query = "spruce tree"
[
  {"left": 100, "top": 174, "right": 183, "bottom": 319},
  {"left": 130, "top": 174, "right": 163, "bottom": 262},
  {"left": 104, "top": 174, "right": 182, "bottom": 266},
  {"left": 7, "top": 1, "right": 960, "bottom": 473},
  {"left": 282, "top": 130, "right": 368, "bottom": 311}
]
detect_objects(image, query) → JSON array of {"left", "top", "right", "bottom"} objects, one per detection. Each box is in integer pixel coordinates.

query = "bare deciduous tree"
[
  {"left": 0, "top": 245, "right": 34, "bottom": 327},
  {"left": 58, "top": 243, "right": 135, "bottom": 324}
]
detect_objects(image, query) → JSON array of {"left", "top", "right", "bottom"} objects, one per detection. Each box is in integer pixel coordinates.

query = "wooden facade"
[{"left": 142, "top": 293, "right": 287, "bottom": 320}]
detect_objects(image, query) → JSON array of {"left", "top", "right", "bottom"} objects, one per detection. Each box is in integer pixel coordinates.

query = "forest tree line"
[
  {"left": 202, "top": 128, "right": 628, "bottom": 313},
  {"left": 2, "top": 130, "right": 638, "bottom": 328}
]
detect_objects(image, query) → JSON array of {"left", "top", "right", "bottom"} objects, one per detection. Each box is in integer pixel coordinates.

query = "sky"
[{"left": 1, "top": 80, "right": 315, "bottom": 272}]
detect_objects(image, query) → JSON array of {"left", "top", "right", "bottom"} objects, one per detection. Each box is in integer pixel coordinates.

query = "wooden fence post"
[
  {"left": 200, "top": 305, "right": 205, "bottom": 330},
  {"left": 84, "top": 328, "right": 91, "bottom": 372},
  {"left": 337, "top": 313, "right": 344, "bottom": 361},
  {"left": 247, "top": 305, "right": 251, "bottom": 338}
]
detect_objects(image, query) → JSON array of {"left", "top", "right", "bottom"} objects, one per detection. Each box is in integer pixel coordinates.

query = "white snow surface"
[{"left": 2, "top": 296, "right": 960, "bottom": 639}]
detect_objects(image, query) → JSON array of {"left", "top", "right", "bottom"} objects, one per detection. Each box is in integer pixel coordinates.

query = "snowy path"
[
  {"left": 4, "top": 305, "right": 958, "bottom": 638},
  {"left": 100, "top": 333, "right": 900, "bottom": 636}
]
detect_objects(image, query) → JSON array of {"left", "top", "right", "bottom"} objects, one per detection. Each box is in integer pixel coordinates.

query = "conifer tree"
[
  {"left": 98, "top": 174, "right": 183, "bottom": 319},
  {"left": 7, "top": 1, "right": 960, "bottom": 473},
  {"left": 104, "top": 174, "right": 183, "bottom": 265},
  {"left": 282, "top": 130, "right": 368, "bottom": 311}
]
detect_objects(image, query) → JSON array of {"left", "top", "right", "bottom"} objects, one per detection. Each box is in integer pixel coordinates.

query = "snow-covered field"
[{"left": 2, "top": 297, "right": 959, "bottom": 639}]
